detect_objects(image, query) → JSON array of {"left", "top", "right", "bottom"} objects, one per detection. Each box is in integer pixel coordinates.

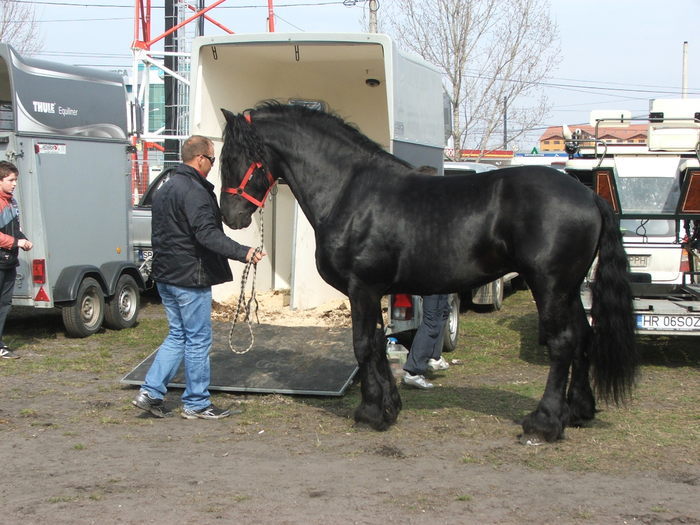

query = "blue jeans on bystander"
[
  {"left": 403, "top": 294, "right": 450, "bottom": 376},
  {"left": 140, "top": 282, "right": 213, "bottom": 411}
]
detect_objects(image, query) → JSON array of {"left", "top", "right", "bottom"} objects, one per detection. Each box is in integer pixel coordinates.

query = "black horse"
[{"left": 219, "top": 103, "right": 638, "bottom": 442}]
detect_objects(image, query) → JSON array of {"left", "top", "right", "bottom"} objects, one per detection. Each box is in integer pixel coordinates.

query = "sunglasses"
[{"left": 200, "top": 154, "right": 216, "bottom": 165}]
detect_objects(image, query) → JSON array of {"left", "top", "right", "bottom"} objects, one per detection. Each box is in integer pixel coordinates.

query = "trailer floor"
[{"left": 121, "top": 321, "right": 357, "bottom": 396}]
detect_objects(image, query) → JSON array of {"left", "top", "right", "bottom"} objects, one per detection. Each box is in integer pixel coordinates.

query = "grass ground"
[{"left": 1, "top": 289, "right": 698, "bottom": 477}]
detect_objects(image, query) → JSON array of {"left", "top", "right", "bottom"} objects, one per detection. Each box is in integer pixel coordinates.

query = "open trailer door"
[{"left": 188, "top": 33, "right": 445, "bottom": 309}]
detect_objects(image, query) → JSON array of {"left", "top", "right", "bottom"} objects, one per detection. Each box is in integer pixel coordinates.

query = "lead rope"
[{"left": 228, "top": 207, "right": 265, "bottom": 354}]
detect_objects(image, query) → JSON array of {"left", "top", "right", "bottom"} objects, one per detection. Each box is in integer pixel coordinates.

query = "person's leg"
[
  {"left": 0, "top": 268, "right": 16, "bottom": 347},
  {"left": 428, "top": 294, "right": 450, "bottom": 361},
  {"left": 404, "top": 294, "right": 445, "bottom": 375},
  {"left": 140, "top": 282, "right": 187, "bottom": 400},
  {"left": 177, "top": 286, "right": 212, "bottom": 412}
]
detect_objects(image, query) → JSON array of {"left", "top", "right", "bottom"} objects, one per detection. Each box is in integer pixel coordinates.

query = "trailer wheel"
[
  {"left": 62, "top": 277, "right": 105, "bottom": 338},
  {"left": 441, "top": 293, "right": 461, "bottom": 353},
  {"left": 104, "top": 274, "right": 140, "bottom": 330}
]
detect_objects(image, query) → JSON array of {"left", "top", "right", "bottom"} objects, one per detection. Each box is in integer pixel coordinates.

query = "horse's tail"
[{"left": 589, "top": 195, "right": 639, "bottom": 404}]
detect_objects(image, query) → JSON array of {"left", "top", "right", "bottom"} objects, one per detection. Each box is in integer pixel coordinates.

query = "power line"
[
  {"left": 464, "top": 72, "right": 699, "bottom": 97},
  {"left": 11, "top": 0, "right": 350, "bottom": 7},
  {"left": 32, "top": 17, "right": 132, "bottom": 22}
]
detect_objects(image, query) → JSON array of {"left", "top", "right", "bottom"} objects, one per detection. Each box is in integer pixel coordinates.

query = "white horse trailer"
[
  {"left": 0, "top": 43, "right": 144, "bottom": 337},
  {"left": 188, "top": 33, "right": 446, "bottom": 309}
]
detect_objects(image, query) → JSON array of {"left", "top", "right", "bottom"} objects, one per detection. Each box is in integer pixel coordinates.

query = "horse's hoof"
[
  {"left": 568, "top": 407, "right": 596, "bottom": 427},
  {"left": 354, "top": 404, "right": 392, "bottom": 431},
  {"left": 568, "top": 400, "right": 596, "bottom": 427},
  {"left": 521, "top": 411, "right": 564, "bottom": 442}
]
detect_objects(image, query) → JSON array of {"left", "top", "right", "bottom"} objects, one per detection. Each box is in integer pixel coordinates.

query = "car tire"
[
  {"left": 104, "top": 274, "right": 140, "bottom": 330},
  {"left": 492, "top": 277, "right": 504, "bottom": 311},
  {"left": 62, "top": 277, "right": 105, "bottom": 338},
  {"left": 442, "top": 293, "right": 461, "bottom": 352}
]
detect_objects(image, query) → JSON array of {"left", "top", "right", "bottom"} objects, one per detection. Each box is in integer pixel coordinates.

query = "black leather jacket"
[{"left": 150, "top": 163, "right": 249, "bottom": 288}]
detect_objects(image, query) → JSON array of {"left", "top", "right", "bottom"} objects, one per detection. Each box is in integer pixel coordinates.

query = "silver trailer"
[{"left": 0, "top": 43, "right": 144, "bottom": 337}]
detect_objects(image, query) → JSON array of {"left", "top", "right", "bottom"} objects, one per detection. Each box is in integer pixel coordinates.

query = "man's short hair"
[
  {"left": 181, "top": 135, "right": 213, "bottom": 163},
  {"left": 0, "top": 161, "right": 18, "bottom": 180}
]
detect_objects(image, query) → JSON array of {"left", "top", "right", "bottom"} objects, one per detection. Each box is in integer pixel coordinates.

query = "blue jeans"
[
  {"left": 404, "top": 294, "right": 450, "bottom": 375},
  {"left": 141, "top": 282, "right": 213, "bottom": 411}
]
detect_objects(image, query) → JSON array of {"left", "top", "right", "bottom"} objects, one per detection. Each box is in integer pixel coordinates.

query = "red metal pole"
[
  {"left": 267, "top": 0, "right": 275, "bottom": 32},
  {"left": 132, "top": 0, "right": 153, "bottom": 49},
  {"left": 144, "top": 0, "right": 228, "bottom": 48},
  {"left": 186, "top": 3, "right": 234, "bottom": 34}
]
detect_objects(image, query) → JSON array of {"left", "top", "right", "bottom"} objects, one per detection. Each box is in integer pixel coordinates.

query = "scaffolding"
[{"left": 129, "top": 0, "right": 275, "bottom": 202}]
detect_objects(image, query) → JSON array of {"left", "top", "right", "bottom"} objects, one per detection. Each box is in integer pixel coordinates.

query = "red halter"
[{"left": 222, "top": 113, "right": 276, "bottom": 208}]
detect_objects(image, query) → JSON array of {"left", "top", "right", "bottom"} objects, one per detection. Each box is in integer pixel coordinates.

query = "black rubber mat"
[{"left": 121, "top": 322, "right": 357, "bottom": 396}]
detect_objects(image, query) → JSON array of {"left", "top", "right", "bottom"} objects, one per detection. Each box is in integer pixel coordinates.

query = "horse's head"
[{"left": 219, "top": 108, "right": 276, "bottom": 229}]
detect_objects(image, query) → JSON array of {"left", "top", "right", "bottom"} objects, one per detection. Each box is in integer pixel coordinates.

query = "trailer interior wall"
[
  {"left": 190, "top": 34, "right": 444, "bottom": 309},
  {"left": 191, "top": 37, "right": 392, "bottom": 308}
]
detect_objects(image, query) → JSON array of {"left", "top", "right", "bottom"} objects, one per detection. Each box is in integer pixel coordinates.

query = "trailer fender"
[
  {"left": 100, "top": 261, "right": 146, "bottom": 296},
  {"left": 53, "top": 266, "right": 107, "bottom": 304}
]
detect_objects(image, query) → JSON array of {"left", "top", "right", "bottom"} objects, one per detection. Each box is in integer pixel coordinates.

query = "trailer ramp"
[{"left": 121, "top": 322, "right": 357, "bottom": 396}]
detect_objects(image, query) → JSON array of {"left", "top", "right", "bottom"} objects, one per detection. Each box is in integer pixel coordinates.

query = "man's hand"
[
  {"left": 246, "top": 247, "right": 266, "bottom": 264},
  {"left": 18, "top": 239, "right": 32, "bottom": 251}
]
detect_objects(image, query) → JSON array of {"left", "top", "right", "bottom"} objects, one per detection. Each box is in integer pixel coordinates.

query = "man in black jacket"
[{"left": 133, "top": 135, "right": 264, "bottom": 419}]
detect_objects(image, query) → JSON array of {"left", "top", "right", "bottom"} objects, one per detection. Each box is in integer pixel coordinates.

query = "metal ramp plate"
[{"left": 121, "top": 322, "right": 357, "bottom": 396}]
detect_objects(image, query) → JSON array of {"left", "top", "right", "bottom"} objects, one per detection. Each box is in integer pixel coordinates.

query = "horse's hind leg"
[
  {"left": 566, "top": 298, "right": 596, "bottom": 426},
  {"left": 348, "top": 285, "right": 402, "bottom": 430},
  {"left": 522, "top": 292, "right": 581, "bottom": 442}
]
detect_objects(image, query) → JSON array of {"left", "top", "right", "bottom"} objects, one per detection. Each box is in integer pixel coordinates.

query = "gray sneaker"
[
  {"left": 402, "top": 372, "right": 434, "bottom": 389},
  {"left": 181, "top": 404, "right": 231, "bottom": 420},
  {"left": 428, "top": 357, "right": 450, "bottom": 371},
  {"left": 132, "top": 391, "right": 168, "bottom": 418},
  {"left": 0, "top": 346, "right": 19, "bottom": 359}
]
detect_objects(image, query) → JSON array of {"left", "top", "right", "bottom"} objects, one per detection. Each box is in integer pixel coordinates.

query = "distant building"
[{"left": 538, "top": 123, "right": 647, "bottom": 152}]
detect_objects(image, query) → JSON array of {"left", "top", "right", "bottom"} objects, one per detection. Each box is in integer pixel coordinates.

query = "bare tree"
[
  {"left": 383, "top": 0, "right": 559, "bottom": 155},
  {"left": 0, "top": 0, "right": 43, "bottom": 55}
]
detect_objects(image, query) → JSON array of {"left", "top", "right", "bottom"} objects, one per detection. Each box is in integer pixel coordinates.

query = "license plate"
[
  {"left": 636, "top": 314, "right": 700, "bottom": 331},
  {"left": 628, "top": 255, "right": 649, "bottom": 268},
  {"left": 138, "top": 249, "right": 153, "bottom": 261}
]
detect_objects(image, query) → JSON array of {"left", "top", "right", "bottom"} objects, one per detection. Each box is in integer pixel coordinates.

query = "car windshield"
[
  {"left": 616, "top": 176, "right": 680, "bottom": 214},
  {"left": 620, "top": 219, "right": 677, "bottom": 238}
]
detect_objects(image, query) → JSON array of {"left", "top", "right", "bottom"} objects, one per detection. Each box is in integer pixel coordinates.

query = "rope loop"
[{"left": 228, "top": 208, "right": 265, "bottom": 354}]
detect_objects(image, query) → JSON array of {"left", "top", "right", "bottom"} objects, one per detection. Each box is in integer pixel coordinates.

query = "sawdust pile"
[{"left": 212, "top": 289, "right": 353, "bottom": 328}]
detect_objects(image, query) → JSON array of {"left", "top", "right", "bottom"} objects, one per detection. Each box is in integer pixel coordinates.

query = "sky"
[{"left": 19, "top": 0, "right": 700, "bottom": 147}]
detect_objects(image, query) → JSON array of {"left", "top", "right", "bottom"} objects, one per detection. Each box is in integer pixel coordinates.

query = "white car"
[
  {"left": 565, "top": 99, "right": 700, "bottom": 336},
  {"left": 444, "top": 160, "right": 498, "bottom": 174}
]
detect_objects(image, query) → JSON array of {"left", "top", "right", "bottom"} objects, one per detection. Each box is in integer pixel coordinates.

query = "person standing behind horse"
[
  {"left": 0, "top": 161, "right": 32, "bottom": 359},
  {"left": 133, "top": 135, "right": 265, "bottom": 419},
  {"left": 402, "top": 294, "right": 451, "bottom": 389}
]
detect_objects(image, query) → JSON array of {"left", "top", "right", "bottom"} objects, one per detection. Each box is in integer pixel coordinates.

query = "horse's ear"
[{"left": 221, "top": 108, "right": 237, "bottom": 125}]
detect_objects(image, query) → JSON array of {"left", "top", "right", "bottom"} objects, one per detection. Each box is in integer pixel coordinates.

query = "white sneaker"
[
  {"left": 427, "top": 357, "right": 450, "bottom": 371},
  {"left": 402, "top": 372, "right": 434, "bottom": 389}
]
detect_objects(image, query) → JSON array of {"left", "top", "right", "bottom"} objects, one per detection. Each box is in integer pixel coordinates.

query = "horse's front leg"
[{"left": 348, "top": 285, "right": 402, "bottom": 430}]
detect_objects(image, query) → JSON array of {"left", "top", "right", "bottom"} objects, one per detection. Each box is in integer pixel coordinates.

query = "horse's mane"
[
  {"left": 221, "top": 100, "right": 414, "bottom": 177},
  {"left": 248, "top": 101, "right": 409, "bottom": 167}
]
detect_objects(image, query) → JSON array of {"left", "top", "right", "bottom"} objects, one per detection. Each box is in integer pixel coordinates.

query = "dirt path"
[
  {"left": 1, "top": 296, "right": 698, "bottom": 524},
  {"left": 3, "top": 395, "right": 698, "bottom": 525}
]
